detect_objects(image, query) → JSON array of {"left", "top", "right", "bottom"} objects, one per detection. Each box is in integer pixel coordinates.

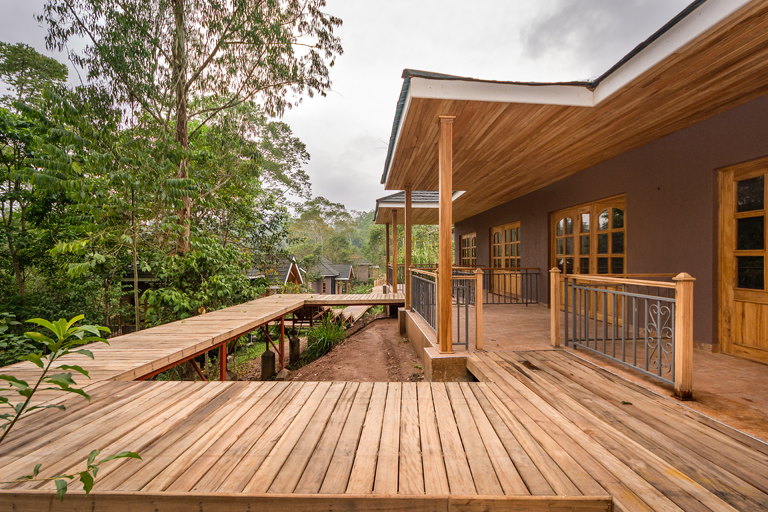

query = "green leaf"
[
  {"left": 97, "top": 451, "right": 142, "bottom": 464},
  {"left": 46, "top": 373, "right": 77, "bottom": 388},
  {"left": 33, "top": 463, "right": 42, "bottom": 477},
  {"left": 78, "top": 471, "right": 94, "bottom": 495},
  {"left": 87, "top": 450, "right": 100, "bottom": 467},
  {"left": 0, "top": 375, "right": 30, "bottom": 388},
  {"left": 59, "top": 365, "right": 90, "bottom": 378},
  {"left": 19, "top": 353, "right": 44, "bottom": 369},
  {"left": 66, "top": 315, "right": 85, "bottom": 331},
  {"left": 72, "top": 349, "right": 94, "bottom": 359},
  {"left": 25, "top": 318, "right": 57, "bottom": 333},
  {"left": 55, "top": 479, "right": 67, "bottom": 501},
  {"left": 23, "top": 332, "right": 53, "bottom": 344}
]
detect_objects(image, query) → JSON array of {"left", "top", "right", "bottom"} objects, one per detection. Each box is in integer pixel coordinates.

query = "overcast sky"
[{"left": 1, "top": 0, "right": 693, "bottom": 212}]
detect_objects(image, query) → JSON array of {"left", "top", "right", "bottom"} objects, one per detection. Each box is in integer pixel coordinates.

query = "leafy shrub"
[
  {"left": 0, "top": 313, "right": 38, "bottom": 367},
  {"left": 298, "top": 317, "right": 346, "bottom": 366}
]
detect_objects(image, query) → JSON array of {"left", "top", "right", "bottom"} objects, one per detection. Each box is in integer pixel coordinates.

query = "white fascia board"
[
  {"left": 384, "top": 88, "right": 413, "bottom": 188},
  {"left": 409, "top": 77, "right": 594, "bottom": 107},
  {"left": 593, "top": 0, "right": 752, "bottom": 104}
]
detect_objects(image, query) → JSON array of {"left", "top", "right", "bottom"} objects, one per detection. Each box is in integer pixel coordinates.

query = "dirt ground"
[{"left": 288, "top": 318, "right": 424, "bottom": 382}]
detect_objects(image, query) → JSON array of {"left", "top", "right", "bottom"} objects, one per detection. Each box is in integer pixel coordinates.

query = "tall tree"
[
  {"left": 39, "top": 0, "right": 342, "bottom": 255},
  {"left": 0, "top": 42, "right": 68, "bottom": 107}
]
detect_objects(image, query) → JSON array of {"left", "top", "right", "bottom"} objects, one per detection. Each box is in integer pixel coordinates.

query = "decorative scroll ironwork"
[{"left": 564, "top": 276, "right": 676, "bottom": 386}]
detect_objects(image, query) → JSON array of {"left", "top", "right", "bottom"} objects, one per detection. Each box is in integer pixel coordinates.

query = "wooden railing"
[{"left": 551, "top": 269, "right": 695, "bottom": 399}]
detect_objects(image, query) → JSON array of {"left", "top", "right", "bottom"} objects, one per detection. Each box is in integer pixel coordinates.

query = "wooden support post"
[
  {"left": 219, "top": 342, "right": 227, "bottom": 381},
  {"left": 550, "top": 267, "right": 561, "bottom": 348},
  {"left": 438, "top": 115, "right": 455, "bottom": 354},
  {"left": 385, "top": 223, "right": 391, "bottom": 288},
  {"left": 392, "top": 209, "right": 399, "bottom": 294},
  {"left": 405, "top": 186, "right": 413, "bottom": 310},
  {"left": 475, "top": 268, "right": 483, "bottom": 351},
  {"left": 673, "top": 272, "right": 695, "bottom": 400},
  {"left": 279, "top": 315, "right": 285, "bottom": 371}
]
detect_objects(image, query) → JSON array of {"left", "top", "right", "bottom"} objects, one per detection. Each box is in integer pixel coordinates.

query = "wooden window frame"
[
  {"left": 460, "top": 232, "right": 477, "bottom": 267},
  {"left": 490, "top": 222, "right": 521, "bottom": 269},
  {"left": 322, "top": 281, "right": 326, "bottom": 294},
  {"left": 550, "top": 194, "right": 626, "bottom": 275}
]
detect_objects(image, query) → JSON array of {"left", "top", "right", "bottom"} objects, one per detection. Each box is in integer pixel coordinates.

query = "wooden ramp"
[
  {"left": 306, "top": 293, "right": 404, "bottom": 306},
  {"left": 467, "top": 350, "right": 768, "bottom": 512},
  {"left": 0, "top": 380, "right": 610, "bottom": 511}
]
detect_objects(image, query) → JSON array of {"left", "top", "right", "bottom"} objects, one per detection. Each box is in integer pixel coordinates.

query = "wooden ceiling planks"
[{"left": 386, "top": 1, "right": 768, "bottom": 223}]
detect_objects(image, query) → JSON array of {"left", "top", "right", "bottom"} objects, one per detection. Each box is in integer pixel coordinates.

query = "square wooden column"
[
  {"left": 438, "top": 115, "right": 455, "bottom": 353},
  {"left": 392, "top": 209, "right": 398, "bottom": 294},
  {"left": 385, "top": 223, "right": 390, "bottom": 287},
  {"left": 405, "top": 186, "right": 413, "bottom": 309}
]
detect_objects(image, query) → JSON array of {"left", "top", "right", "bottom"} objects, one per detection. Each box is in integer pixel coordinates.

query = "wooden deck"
[
  {"left": 1, "top": 350, "right": 767, "bottom": 510},
  {"left": 0, "top": 293, "right": 403, "bottom": 406}
]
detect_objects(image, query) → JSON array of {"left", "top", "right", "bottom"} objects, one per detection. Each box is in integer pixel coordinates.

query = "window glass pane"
[
  {"left": 472, "top": 248, "right": 476, "bottom": 257},
  {"left": 557, "top": 238, "right": 564, "bottom": 255},
  {"left": 565, "top": 217, "right": 574, "bottom": 235},
  {"left": 597, "top": 257, "right": 609, "bottom": 274},
  {"left": 565, "top": 237, "right": 573, "bottom": 255},
  {"left": 505, "top": 258, "right": 510, "bottom": 267},
  {"left": 580, "top": 258, "right": 590, "bottom": 274},
  {"left": 511, "top": 244, "right": 517, "bottom": 256},
  {"left": 516, "top": 258, "right": 521, "bottom": 268},
  {"left": 598, "top": 233, "right": 609, "bottom": 254},
  {"left": 737, "top": 216, "right": 764, "bottom": 250},
  {"left": 612, "top": 208, "right": 624, "bottom": 229},
  {"left": 737, "top": 256, "right": 764, "bottom": 289},
  {"left": 580, "top": 235, "right": 590, "bottom": 255},
  {"left": 598, "top": 210, "right": 610, "bottom": 230},
  {"left": 556, "top": 219, "right": 564, "bottom": 236},
  {"left": 611, "top": 257, "right": 624, "bottom": 274},
  {"left": 565, "top": 258, "right": 574, "bottom": 274},
  {"left": 516, "top": 227, "right": 520, "bottom": 240},
  {"left": 510, "top": 229, "right": 516, "bottom": 242},
  {"left": 505, "top": 244, "right": 509, "bottom": 256},
  {"left": 737, "top": 176, "right": 764, "bottom": 212},
  {"left": 505, "top": 230, "right": 510, "bottom": 243},
  {"left": 612, "top": 232, "right": 624, "bottom": 254},
  {"left": 581, "top": 213, "right": 590, "bottom": 233}
]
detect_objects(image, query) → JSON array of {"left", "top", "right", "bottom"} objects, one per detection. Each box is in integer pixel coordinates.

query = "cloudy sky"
[{"left": 1, "top": 0, "right": 693, "bottom": 211}]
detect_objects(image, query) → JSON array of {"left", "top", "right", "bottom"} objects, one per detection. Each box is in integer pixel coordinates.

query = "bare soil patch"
[{"left": 288, "top": 318, "right": 424, "bottom": 382}]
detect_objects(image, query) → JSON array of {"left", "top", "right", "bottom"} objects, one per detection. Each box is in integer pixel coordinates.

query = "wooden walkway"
[
  {"left": 0, "top": 293, "right": 403, "bottom": 406},
  {"left": 2, "top": 350, "right": 767, "bottom": 510}
]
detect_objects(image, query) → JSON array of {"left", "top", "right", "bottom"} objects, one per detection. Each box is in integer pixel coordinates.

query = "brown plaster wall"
[{"left": 454, "top": 92, "right": 768, "bottom": 347}]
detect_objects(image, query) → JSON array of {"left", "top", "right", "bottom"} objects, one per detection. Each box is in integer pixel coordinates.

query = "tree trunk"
[
  {"left": 132, "top": 191, "right": 141, "bottom": 331},
  {"left": 172, "top": 0, "right": 191, "bottom": 256}
]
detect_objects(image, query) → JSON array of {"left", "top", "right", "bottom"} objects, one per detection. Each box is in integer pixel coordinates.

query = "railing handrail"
[
  {"left": 412, "top": 268, "right": 437, "bottom": 278},
  {"left": 564, "top": 274, "right": 676, "bottom": 289}
]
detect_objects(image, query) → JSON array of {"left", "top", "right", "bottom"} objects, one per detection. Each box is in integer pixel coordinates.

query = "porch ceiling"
[{"left": 383, "top": 0, "right": 768, "bottom": 223}]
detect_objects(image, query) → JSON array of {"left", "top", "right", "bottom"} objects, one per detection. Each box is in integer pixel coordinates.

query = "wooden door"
[
  {"left": 720, "top": 157, "right": 768, "bottom": 365},
  {"left": 490, "top": 222, "right": 521, "bottom": 297}
]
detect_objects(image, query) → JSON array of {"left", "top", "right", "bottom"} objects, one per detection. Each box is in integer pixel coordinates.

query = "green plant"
[
  {"left": 298, "top": 317, "right": 346, "bottom": 366},
  {"left": 0, "top": 312, "right": 37, "bottom": 367},
  {"left": 0, "top": 315, "right": 140, "bottom": 500}
]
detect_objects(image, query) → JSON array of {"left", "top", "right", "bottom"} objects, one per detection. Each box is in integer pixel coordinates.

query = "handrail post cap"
[
  {"left": 550, "top": 267, "right": 561, "bottom": 274},
  {"left": 673, "top": 272, "right": 696, "bottom": 282}
]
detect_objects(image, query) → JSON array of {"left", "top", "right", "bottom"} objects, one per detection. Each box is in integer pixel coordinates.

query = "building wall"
[
  {"left": 354, "top": 265, "right": 370, "bottom": 282},
  {"left": 454, "top": 92, "right": 768, "bottom": 348},
  {"left": 310, "top": 277, "right": 336, "bottom": 294}
]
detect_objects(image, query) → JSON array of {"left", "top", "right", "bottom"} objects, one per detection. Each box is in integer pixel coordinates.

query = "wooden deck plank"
[
  {"left": 373, "top": 382, "right": 402, "bottom": 495},
  {"left": 417, "top": 382, "right": 450, "bottom": 495},
  {"left": 398, "top": 383, "right": 424, "bottom": 495},
  {"left": 319, "top": 382, "right": 373, "bottom": 494},
  {"left": 346, "top": 382, "right": 388, "bottom": 494},
  {"left": 431, "top": 382, "right": 476, "bottom": 495}
]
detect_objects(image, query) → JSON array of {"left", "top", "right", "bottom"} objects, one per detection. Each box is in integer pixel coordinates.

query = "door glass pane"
[
  {"left": 737, "top": 256, "right": 764, "bottom": 289},
  {"left": 598, "top": 210, "right": 610, "bottom": 230},
  {"left": 737, "top": 216, "right": 764, "bottom": 250},
  {"left": 557, "top": 258, "right": 564, "bottom": 271},
  {"left": 556, "top": 219, "right": 564, "bottom": 236},
  {"left": 737, "top": 176, "right": 764, "bottom": 212},
  {"left": 510, "top": 229, "right": 516, "bottom": 242},
  {"left": 581, "top": 213, "right": 590, "bottom": 233},
  {"left": 597, "top": 257, "right": 609, "bottom": 274},
  {"left": 505, "top": 258, "right": 510, "bottom": 267},
  {"left": 516, "top": 258, "right": 521, "bottom": 268},
  {"left": 580, "top": 235, "right": 590, "bottom": 255},
  {"left": 565, "top": 217, "right": 573, "bottom": 235},
  {"left": 612, "top": 208, "right": 624, "bottom": 229},
  {"left": 565, "top": 258, "right": 574, "bottom": 274},
  {"left": 505, "top": 245, "right": 509, "bottom": 256},
  {"left": 580, "top": 258, "right": 590, "bottom": 274},
  {"left": 598, "top": 234, "right": 609, "bottom": 254},
  {"left": 612, "top": 232, "right": 625, "bottom": 254},
  {"left": 565, "top": 237, "right": 573, "bottom": 255},
  {"left": 611, "top": 257, "right": 624, "bottom": 274},
  {"left": 557, "top": 238, "right": 564, "bottom": 255}
]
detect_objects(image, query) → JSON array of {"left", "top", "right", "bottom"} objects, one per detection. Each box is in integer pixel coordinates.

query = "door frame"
[{"left": 718, "top": 155, "right": 768, "bottom": 364}]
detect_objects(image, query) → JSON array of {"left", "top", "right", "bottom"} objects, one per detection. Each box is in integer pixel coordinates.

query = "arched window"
[
  {"left": 491, "top": 222, "right": 521, "bottom": 268},
  {"left": 460, "top": 233, "right": 477, "bottom": 267}
]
